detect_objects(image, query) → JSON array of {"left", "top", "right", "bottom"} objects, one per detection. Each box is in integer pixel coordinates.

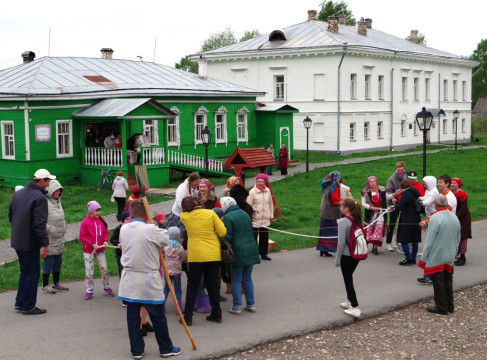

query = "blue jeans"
[
  {"left": 15, "top": 249, "right": 41, "bottom": 311},
  {"left": 164, "top": 274, "right": 182, "bottom": 299},
  {"left": 42, "top": 254, "right": 62, "bottom": 274},
  {"left": 231, "top": 265, "right": 255, "bottom": 311},
  {"left": 402, "top": 242, "right": 419, "bottom": 260},
  {"left": 126, "top": 302, "right": 174, "bottom": 357},
  {"left": 267, "top": 165, "right": 273, "bottom": 175}
]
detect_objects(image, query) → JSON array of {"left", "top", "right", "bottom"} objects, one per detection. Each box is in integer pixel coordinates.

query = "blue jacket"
[{"left": 9, "top": 182, "right": 49, "bottom": 251}]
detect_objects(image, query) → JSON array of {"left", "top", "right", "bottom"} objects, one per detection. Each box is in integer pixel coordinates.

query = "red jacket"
[{"left": 411, "top": 180, "right": 425, "bottom": 197}]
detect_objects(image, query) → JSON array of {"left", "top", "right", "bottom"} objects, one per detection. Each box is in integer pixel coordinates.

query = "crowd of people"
[{"left": 8, "top": 160, "right": 472, "bottom": 357}]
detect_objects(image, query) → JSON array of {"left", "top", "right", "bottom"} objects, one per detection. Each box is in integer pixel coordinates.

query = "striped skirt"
[{"left": 316, "top": 218, "right": 338, "bottom": 252}]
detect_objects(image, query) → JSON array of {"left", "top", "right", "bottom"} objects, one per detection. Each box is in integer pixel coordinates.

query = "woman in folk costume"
[
  {"left": 278, "top": 144, "right": 289, "bottom": 175},
  {"left": 361, "top": 176, "right": 387, "bottom": 255},
  {"left": 316, "top": 171, "right": 344, "bottom": 257},
  {"left": 451, "top": 178, "right": 471, "bottom": 266}
]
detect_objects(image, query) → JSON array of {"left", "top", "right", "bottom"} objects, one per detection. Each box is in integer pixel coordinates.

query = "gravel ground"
[{"left": 213, "top": 283, "right": 487, "bottom": 360}]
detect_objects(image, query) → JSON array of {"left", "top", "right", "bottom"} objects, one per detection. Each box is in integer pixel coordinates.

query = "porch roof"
[{"left": 73, "top": 98, "right": 175, "bottom": 118}]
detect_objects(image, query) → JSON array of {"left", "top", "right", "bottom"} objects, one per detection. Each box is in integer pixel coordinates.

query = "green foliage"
[
  {"left": 471, "top": 116, "right": 487, "bottom": 136},
  {"left": 317, "top": 0, "right": 356, "bottom": 25},
  {"left": 470, "top": 38, "right": 487, "bottom": 108},
  {"left": 201, "top": 27, "right": 237, "bottom": 52},
  {"left": 174, "top": 57, "right": 198, "bottom": 74},
  {"left": 405, "top": 33, "right": 427, "bottom": 45},
  {"left": 240, "top": 30, "right": 262, "bottom": 42}
]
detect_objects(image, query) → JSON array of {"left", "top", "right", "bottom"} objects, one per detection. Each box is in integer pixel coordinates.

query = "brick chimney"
[
  {"left": 365, "top": 18, "right": 372, "bottom": 29},
  {"left": 409, "top": 30, "right": 418, "bottom": 43},
  {"left": 358, "top": 18, "right": 367, "bottom": 35},
  {"left": 100, "top": 48, "right": 114, "bottom": 59},
  {"left": 338, "top": 13, "right": 346, "bottom": 25},
  {"left": 327, "top": 15, "right": 339, "bottom": 33},
  {"left": 21, "top": 51, "right": 36, "bottom": 64},
  {"left": 308, "top": 10, "right": 317, "bottom": 21}
]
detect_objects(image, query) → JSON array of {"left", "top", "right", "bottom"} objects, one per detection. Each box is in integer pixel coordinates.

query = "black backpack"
[{"left": 413, "top": 197, "right": 424, "bottom": 214}]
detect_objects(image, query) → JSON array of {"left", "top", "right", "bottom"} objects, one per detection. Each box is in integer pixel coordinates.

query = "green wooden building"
[{"left": 0, "top": 52, "right": 295, "bottom": 188}]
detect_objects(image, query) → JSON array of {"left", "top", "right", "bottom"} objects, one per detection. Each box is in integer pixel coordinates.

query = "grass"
[{"left": 1, "top": 146, "right": 486, "bottom": 292}]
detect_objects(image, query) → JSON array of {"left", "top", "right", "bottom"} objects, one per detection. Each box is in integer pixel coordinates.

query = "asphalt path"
[{"left": 1, "top": 220, "right": 486, "bottom": 360}]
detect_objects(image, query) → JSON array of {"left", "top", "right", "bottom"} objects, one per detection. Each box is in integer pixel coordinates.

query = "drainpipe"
[
  {"left": 390, "top": 68, "right": 394, "bottom": 150},
  {"left": 438, "top": 73, "right": 441, "bottom": 144},
  {"left": 24, "top": 100, "right": 30, "bottom": 161},
  {"left": 337, "top": 43, "right": 348, "bottom": 154}
]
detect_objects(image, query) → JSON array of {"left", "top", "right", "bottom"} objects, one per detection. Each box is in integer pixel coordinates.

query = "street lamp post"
[
  {"left": 453, "top": 109, "right": 460, "bottom": 151},
  {"left": 303, "top": 116, "right": 313, "bottom": 172},
  {"left": 415, "top": 107, "right": 434, "bottom": 178},
  {"left": 201, "top": 126, "right": 212, "bottom": 178}
]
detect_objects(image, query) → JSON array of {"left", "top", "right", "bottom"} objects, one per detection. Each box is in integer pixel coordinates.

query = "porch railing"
[
  {"left": 85, "top": 147, "right": 123, "bottom": 167},
  {"left": 167, "top": 149, "right": 224, "bottom": 173},
  {"left": 141, "top": 146, "right": 165, "bottom": 165}
]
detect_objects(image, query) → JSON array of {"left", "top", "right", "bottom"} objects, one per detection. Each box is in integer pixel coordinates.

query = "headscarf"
[
  {"left": 452, "top": 178, "right": 463, "bottom": 188},
  {"left": 255, "top": 173, "right": 268, "bottom": 192},
  {"left": 362, "top": 176, "right": 378, "bottom": 194},
  {"left": 422, "top": 176, "right": 437, "bottom": 192},
  {"left": 319, "top": 171, "right": 341, "bottom": 194},
  {"left": 197, "top": 178, "right": 217, "bottom": 201},
  {"left": 220, "top": 196, "right": 237, "bottom": 213}
]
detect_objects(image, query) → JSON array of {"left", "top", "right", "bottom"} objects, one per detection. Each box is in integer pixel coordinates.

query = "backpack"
[
  {"left": 413, "top": 197, "right": 424, "bottom": 214},
  {"left": 345, "top": 216, "right": 368, "bottom": 261}
]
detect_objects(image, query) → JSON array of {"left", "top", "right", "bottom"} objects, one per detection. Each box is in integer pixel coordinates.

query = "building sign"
[{"left": 35, "top": 125, "right": 51, "bottom": 142}]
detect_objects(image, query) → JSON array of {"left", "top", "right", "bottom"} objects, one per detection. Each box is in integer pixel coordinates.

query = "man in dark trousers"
[
  {"left": 9, "top": 169, "right": 55, "bottom": 315},
  {"left": 385, "top": 160, "right": 408, "bottom": 251}
]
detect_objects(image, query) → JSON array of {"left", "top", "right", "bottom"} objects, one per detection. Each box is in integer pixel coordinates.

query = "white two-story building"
[{"left": 192, "top": 11, "right": 478, "bottom": 154}]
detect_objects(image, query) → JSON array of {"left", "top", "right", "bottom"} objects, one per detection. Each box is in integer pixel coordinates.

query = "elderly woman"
[
  {"left": 247, "top": 173, "right": 274, "bottom": 261},
  {"left": 361, "top": 176, "right": 387, "bottom": 255},
  {"left": 316, "top": 171, "right": 344, "bottom": 257},
  {"left": 180, "top": 196, "right": 227, "bottom": 326},
  {"left": 278, "top": 144, "right": 289, "bottom": 175},
  {"left": 194, "top": 178, "right": 220, "bottom": 209},
  {"left": 451, "top": 178, "right": 471, "bottom": 266},
  {"left": 221, "top": 176, "right": 240, "bottom": 197},
  {"left": 220, "top": 197, "right": 260, "bottom": 315}
]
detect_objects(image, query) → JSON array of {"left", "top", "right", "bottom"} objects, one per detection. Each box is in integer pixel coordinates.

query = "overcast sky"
[{"left": 0, "top": 0, "right": 484, "bottom": 70}]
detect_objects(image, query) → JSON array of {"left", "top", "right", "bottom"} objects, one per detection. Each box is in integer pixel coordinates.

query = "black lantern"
[
  {"left": 201, "top": 126, "right": 212, "bottom": 178},
  {"left": 303, "top": 116, "right": 312, "bottom": 172},
  {"left": 415, "top": 107, "right": 434, "bottom": 178},
  {"left": 453, "top": 109, "right": 460, "bottom": 151}
]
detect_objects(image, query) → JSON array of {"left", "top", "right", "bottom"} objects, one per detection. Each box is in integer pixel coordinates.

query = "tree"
[
  {"left": 405, "top": 33, "right": 427, "bottom": 45},
  {"left": 470, "top": 38, "right": 487, "bottom": 109},
  {"left": 174, "top": 57, "right": 199, "bottom": 73},
  {"left": 240, "top": 30, "right": 262, "bottom": 42},
  {"left": 200, "top": 27, "right": 237, "bottom": 52},
  {"left": 317, "top": 1, "right": 356, "bottom": 26}
]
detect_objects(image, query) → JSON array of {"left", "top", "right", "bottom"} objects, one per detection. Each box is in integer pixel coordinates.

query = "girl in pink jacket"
[{"left": 79, "top": 201, "right": 114, "bottom": 300}]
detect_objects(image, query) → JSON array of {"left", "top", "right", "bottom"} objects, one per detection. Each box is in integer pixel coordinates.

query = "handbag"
[
  {"left": 220, "top": 238, "right": 234, "bottom": 263},
  {"left": 110, "top": 194, "right": 116, "bottom": 203}
]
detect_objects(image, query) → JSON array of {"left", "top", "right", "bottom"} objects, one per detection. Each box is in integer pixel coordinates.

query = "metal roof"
[
  {"left": 197, "top": 20, "right": 474, "bottom": 62},
  {"left": 256, "top": 104, "right": 299, "bottom": 111},
  {"left": 72, "top": 98, "right": 176, "bottom": 118},
  {"left": 0, "top": 57, "right": 265, "bottom": 99}
]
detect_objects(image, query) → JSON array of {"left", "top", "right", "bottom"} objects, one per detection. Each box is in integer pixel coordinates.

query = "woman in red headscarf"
[
  {"left": 193, "top": 178, "right": 221, "bottom": 209},
  {"left": 451, "top": 178, "right": 471, "bottom": 266},
  {"left": 278, "top": 144, "right": 289, "bottom": 175}
]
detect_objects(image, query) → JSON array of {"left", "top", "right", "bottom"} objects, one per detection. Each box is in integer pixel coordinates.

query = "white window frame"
[
  {"left": 350, "top": 74, "right": 357, "bottom": 100},
  {"left": 236, "top": 107, "right": 249, "bottom": 145},
  {"left": 452, "top": 118, "right": 457, "bottom": 134},
  {"left": 401, "top": 120, "right": 406, "bottom": 136},
  {"left": 377, "top": 121, "right": 383, "bottom": 138},
  {"left": 453, "top": 80, "right": 458, "bottom": 101},
  {"left": 214, "top": 106, "right": 228, "bottom": 146},
  {"left": 462, "top": 118, "right": 466, "bottom": 133},
  {"left": 274, "top": 75, "right": 285, "bottom": 100},
  {"left": 413, "top": 78, "right": 419, "bottom": 101},
  {"left": 168, "top": 107, "right": 180, "bottom": 148},
  {"left": 56, "top": 120, "right": 72, "bottom": 158},
  {"left": 313, "top": 74, "right": 326, "bottom": 101},
  {"left": 443, "top": 79, "right": 448, "bottom": 101},
  {"left": 425, "top": 78, "right": 431, "bottom": 101},
  {"left": 443, "top": 119, "right": 447, "bottom": 134},
  {"left": 1, "top": 120, "right": 15, "bottom": 160},
  {"left": 143, "top": 120, "right": 159, "bottom": 146},
  {"left": 401, "top": 77, "right": 408, "bottom": 101},
  {"left": 349, "top": 123, "right": 356, "bottom": 141},
  {"left": 364, "top": 122, "right": 370, "bottom": 139},
  {"left": 413, "top": 121, "right": 418, "bottom": 136},
  {"left": 194, "top": 107, "right": 208, "bottom": 147},
  {"left": 378, "top": 75, "right": 384, "bottom": 100},
  {"left": 462, "top": 81, "right": 467, "bottom": 101},
  {"left": 364, "top": 75, "right": 371, "bottom": 100}
]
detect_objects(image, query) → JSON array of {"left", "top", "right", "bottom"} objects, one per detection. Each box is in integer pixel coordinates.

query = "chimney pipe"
[
  {"left": 358, "top": 18, "right": 367, "bottom": 36},
  {"left": 365, "top": 18, "right": 372, "bottom": 29},
  {"left": 308, "top": 10, "right": 317, "bottom": 21},
  {"left": 327, "top": 15, "right": 339, "bottom": 33},
  {"left": 338, "top": 13, "right": 346, "bottom": 25},
  {"left": 100, "top": 48, "right": 114, "bottom": 59},
  {"left": 409, "top": 30, "right": 418, "bottom": 43},
  {"left": 21, "top": 51, "right": 36, "bottom": 64}
]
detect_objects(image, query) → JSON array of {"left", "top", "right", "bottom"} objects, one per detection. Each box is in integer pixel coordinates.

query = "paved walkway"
[{"left": 0, "top": 145, "right": 483, "bottom": 265}]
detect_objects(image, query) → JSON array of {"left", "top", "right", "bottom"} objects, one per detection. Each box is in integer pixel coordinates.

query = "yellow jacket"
[{"left": 181, "top": 207, "right": 227, "bottom": 262}]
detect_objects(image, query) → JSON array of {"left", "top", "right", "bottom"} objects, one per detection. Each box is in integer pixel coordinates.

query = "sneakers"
[
  {"left": 53, "top": 283, "right": 69, "bottom": 291},
  {"left": 84, "top": 292, "right": 93, "bottom": 300},
  {"left": 344, "top": 307, "right": 361, "bottom": 318},
  {"left": 22, "top": 307, "right": 47, "bottom": 315},
  {"left": 228, "top": 308, "right": 242, "bottom": 315},
  {"left": 417, "top": 275, "right": 432, "bottom": 284},
  {"left": 41, "top": 285, "right": 57, "bottom": 294},
  {"left": 133, "top": 352, "right": 145, "bottom": 359},
  {"left": 340, "top": 301, "right": 352, "bottom": 310},
  {"left": 104, "top": 287, "right": 115, "bottom": 296},
  {"left": 160, "top": 346, "right": 181, "bottom": 357},
  {"left": 384, "top": 244, "right": 394, "bottom": 251},
  {"left": 244, "top": 306, "right": 256, "bottom": 313}
]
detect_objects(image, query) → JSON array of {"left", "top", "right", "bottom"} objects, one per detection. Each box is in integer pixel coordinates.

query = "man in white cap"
[{"left": 9, "top": 169, "right": 55, "bottom": 315}]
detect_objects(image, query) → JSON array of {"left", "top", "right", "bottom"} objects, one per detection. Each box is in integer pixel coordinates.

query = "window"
[
  {"left": 401, "top": 120, "right": 406, "bottom": 136},
  {"left": 378, "top": 75, "right": 384, "bottom": 99},
  {"left": 350, "top": 74, "right": 357, "bottom": 99},
  {"left": 214, "top": 106, "right": 227, "bottom": 144},
  {"left": 452, "top": 118, "right": 457, "bottom": 134},
  {"left": 313, "top": 123, "right": 325, "bottom": 143},
  {"left": 401, "top": 77, "right": 408, "bottom": 101},
  {"left": 443, "top": 79, "right": 448, "bottom": 101},
  {"left": 425, "top": 78, "right": 431, "bottom": 101},
  {"left": 462, "top": 81, "right": 467, "bottom": 101},
  {"left": 377, "top": 121, "right": 383, "bottom": 138},
  {"left": 364, "top": 122, "right": 370, "bottom": 139},
  {"left": 453, "top": 80, "right": 458, "bottom": 101},
  {"left": 143, "top": 120, "right": 158, "bottom": 145},
  {"left": 349, "top": 123, "right": 356, "bottom": 140},
  {"left": 274, "top": 75, "right": 285, "bottom": 100},
  {"left": 462, "top": 118, "right": 466, "bottom": 133},
  {"left": 364, "top": 75, "right": 371, "bottom": 100},
  {"left": 1, "top": 121, "right": 15, "bottom": 159},
  {"left": 314, "top": 74, "right": 325, "bottom": 100},
  {"left": 194, "top": 107, "right": 208, "bottom": 145},
  {"left": 168, "top": 107, "right": 180, "bottom": 147},
  {"left": 413, "top": 78, "right": 419, "bottom": 101},
  {"left": 56, "top": 120, "right": 72, "bottom": 157},
  {"left": 236, "top": 107, "right": 249, "bottom": 144},
  {"left": 442, "top": 119, "right": 447, "bottom": 134},
  {"left": 413, "top": 121, "right": 418, "bottom": 136}
]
